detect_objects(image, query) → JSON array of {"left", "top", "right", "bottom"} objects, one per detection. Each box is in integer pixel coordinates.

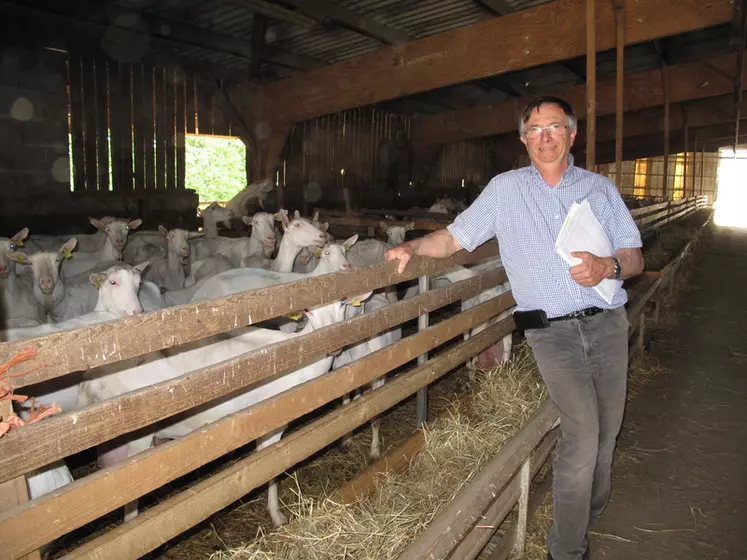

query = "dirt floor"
[{"left": 587, "top": 224, "right": 747, "bottom": 560}]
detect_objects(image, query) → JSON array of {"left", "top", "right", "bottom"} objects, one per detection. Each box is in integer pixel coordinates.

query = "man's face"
[{"left": 520, "top": 103, "right": 576, "bottom": 167}]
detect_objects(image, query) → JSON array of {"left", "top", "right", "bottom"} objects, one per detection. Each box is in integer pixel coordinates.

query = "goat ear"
[
  {"left": 379, "top": 221, "right": 388, "bottom": 231},
  {"left": 8, "top": 252, "right": 30, "bottom": 265},
  {"left": 128, "top": 219, "right": 142, "bottom": 230},
  {"left": 60, "top": 238, "right": 77, "bottom": 259},
  {"left": 241, "top": 216, "right": 252, "bottom": 226},
  {"left": 320, "top": 222, "right": 329, "bottom": 232},
  {"left": 348, "top": 291, "right": 373, "bottom": 307},
  {"left": 405, "top": 221, "right": 415, "bottom": 231},
  {"left": 11, "top": 227, "right": 29, "bottom": 245},
  {"left": 90, "top": 218, "right": 106, "bottom": 231},
  {"left": 342, "top": 234, "right": 358, "bottom": 250},
  {"left": 294, "top": 210, "right": 301, "bottom": 220},
  {"left": 312, "top": 210, "right": 319, "bottom": 222},
  {"left": 89, "top": 273, "right": 106, "bottom": 289},
  {"left": 133, "top": 261, "right": 151, "bottom": 275},
  {"left": 188, "top": 231, "right": 205, "bottom": 239},
  {"left": 158, "top": 225, "right": 169, "bottom": 235},
  {"left": 196, "top": 207, "right": 203, "bottom": 216}
]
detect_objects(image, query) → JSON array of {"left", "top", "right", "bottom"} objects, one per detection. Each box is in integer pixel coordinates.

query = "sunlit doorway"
[{"left": 714, "top": 147, "right": 747, "bottom": 228}]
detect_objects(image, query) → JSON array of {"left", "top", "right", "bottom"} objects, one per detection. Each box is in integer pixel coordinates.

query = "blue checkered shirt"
[{"left": 448, "top": 156, "right": 642, "bottom": 318}]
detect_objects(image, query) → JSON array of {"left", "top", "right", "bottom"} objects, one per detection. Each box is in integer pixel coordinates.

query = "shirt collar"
[{"left": 529, "top": 153, "right": 576, "bottom": 188}]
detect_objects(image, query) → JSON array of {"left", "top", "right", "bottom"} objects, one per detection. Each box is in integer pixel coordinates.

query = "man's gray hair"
[{"left": 518, "top": 96, "right": 578, "bottom": 136}]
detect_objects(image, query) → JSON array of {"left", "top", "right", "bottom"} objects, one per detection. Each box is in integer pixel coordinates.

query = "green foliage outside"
[
  {"left": 67, "top": 134, "right": 247, "bottom": 201},
  {"left": 185, "top": 135, "right": 247, "bottom": 202}
]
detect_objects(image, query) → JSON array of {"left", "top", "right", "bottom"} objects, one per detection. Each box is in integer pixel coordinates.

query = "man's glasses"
[{"left": 524, "top": 123, "right": 568, "bottom": 139}]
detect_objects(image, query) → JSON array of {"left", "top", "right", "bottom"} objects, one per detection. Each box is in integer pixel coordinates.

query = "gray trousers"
[{"left": 525, "top": 306, "right": 629, "bottom": 560}]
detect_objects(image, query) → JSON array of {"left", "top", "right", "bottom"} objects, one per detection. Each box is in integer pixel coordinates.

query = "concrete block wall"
[{"left": 0, "top": 45, "right": 70, "bottom": 197}]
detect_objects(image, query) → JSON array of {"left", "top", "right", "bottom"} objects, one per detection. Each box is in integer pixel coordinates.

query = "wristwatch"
[{"left": 608, "top": 257, "right": 622, "bottom": 280}]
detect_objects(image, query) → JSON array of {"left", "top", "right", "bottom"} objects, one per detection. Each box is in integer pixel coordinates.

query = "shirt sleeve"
[
  {"left": 447, "top": 178, "right": 499, "bottom": 252},
  {"left": 604, "top": 183, "right": 643, "bottom": 250}
]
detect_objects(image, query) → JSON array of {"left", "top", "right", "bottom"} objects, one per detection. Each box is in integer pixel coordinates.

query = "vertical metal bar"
[
  {"left": 512, "top": 457, "right": 532, "bottom": 556},
  {"left": 416, "top": 274, "right": 429, "bottom": 427}
]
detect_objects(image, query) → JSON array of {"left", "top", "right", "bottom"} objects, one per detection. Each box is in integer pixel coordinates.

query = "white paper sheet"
[{"left": 555, "top": 199, "right": 616, "bottom": 304}]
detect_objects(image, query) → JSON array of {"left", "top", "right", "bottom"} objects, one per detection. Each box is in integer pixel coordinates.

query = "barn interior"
[
  {"left": 1, "top": 1, "right": 746, "bottom": 560},
  {"left": 0, "top": 0, "right": 742, "bottom": 233}
]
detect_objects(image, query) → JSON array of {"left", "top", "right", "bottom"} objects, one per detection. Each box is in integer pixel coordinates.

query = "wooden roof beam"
[
  {"left": 256, "top": 0, "right": 733, "bottom": 124},
  {"left": 476, "top": 0, "right": 516, "bottom": 16},
  {"left": 413, "top": 52, "right": 747, "bottom": 145},
  {"left": 278, "top": 0, "right": 411, "bottom": 45},
  {"left": 232, "top": 0, "right": 317, "bottom": 27}
]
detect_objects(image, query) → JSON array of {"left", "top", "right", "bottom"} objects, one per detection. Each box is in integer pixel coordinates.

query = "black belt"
[{"left": 549, "top": 306, "right": 605, "bottom": 322}]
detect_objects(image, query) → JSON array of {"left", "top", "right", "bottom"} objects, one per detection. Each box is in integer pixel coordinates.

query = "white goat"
[
  {"left": 2, "top": 264, "right": 149, "bottom": 502},
  {"left": 333, "top": 292, "right": 401, "bottom": 459},
  {"left": 224, "top": 178, "right": 274, "bottom": 216},
  {"left": 243, "top": 210, "right": 327, "bottom": 272},
  {"left": 142, "top": 227, "right": 204, "bottom": 290},
  {"left": 198, "top": 203, "right": 235, "bottom": 238},
  {"left": 77, "top": 290, "right": 372, "bottom": 526},
  {"left": 24, "top": 217, "right": 142, "bottom": 254},
  {"left": 0, "top": 228, "right": 44, "bottom": 327},
  {"left": 380, "top": 221, "right": 414, "bottom": 246},
  {"left": 60, "top": 227, "right": 125, "bottom": 277}
]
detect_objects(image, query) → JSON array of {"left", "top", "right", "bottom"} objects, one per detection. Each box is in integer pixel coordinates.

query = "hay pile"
[{"left": 211, "top": 345, "right": 547, "bottom": 560}]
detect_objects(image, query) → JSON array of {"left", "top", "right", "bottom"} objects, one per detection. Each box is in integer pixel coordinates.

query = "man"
[{"left": 385, "top": 96, "right": 643, "bottom": 560}]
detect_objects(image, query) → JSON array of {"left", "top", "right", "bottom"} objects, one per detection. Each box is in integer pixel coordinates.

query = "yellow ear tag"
[
  {"left": 94, "top": 277, "right": 104, "bottom": 289},
  {"left": 312, "top": 248, "right": 322, "bottom": 258},
  {"left": 62, "top": 250, "right": 73, "bottom": 260},
  {"left": 15, "top": 240, "right": 24, "bottom": 247},
  {"left": 288, "top": 313, "right": 303, "bottom": 321},
  {"left": 351, "top": 301, "right": 362, "bottom": 307}
]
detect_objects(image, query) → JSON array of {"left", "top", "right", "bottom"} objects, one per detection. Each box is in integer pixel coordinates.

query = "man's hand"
[
  {"left": 385, "top": 245, "right": 414, "bottom": 274},
  {"left": 569, "top": 251, "right": 614, "bottom": 287}
]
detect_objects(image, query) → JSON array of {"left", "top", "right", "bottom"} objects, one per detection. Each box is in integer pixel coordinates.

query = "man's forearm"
[
  {"left": 402, "top": 228, "right": 463, "bottom": 259},
  {"left": 615, "top": 248, "right": 644, "bottom": 280}
]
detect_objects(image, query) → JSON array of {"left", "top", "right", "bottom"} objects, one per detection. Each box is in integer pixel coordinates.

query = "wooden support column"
[
  {"left": 691, "top": 134, "right": 698, "bottom": 197},
  {"left": 734, "top": 0, "right": 747, "bottom": 151},
  {"left": 0, "top": 400, "right": 40, "bottom": 560},
  {"left": 586, "top": 0, "right": 597, "bottom": 170},
  {"left": 662, "top": 65, "right": 671, "bottom": 197},
  {"left": 700, "top": 143, "right": 706, "bottom": 196},
  {"left": 683, "top": 106, "right": 689, "bottom": 197},
  {"left": 249, "top": 14, "right": 267, "bottom": 82},
  {"left": 614, "top": 0, "right": 625, "bottom": 187}
]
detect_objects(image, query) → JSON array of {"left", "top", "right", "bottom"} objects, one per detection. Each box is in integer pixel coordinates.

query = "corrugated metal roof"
[{"left": 105, "top": 1, "right": 734, "bottom": 117}]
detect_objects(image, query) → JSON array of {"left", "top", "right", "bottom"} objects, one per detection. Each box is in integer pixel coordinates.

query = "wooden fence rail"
[{"left": 0, "top": 201, "right": 710, "bottom": 560}]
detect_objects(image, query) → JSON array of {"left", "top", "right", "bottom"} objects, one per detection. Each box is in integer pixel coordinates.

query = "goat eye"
[
  {"left": 109, "top": 280, "right": 117, "bottom": 286},
  {"left": 105, "top": 227, "right": 110, "bottom": 232},
  {"left": 324, "top": 251, "right": 329, "bottom": 255},
  {"left": 9, "top": 244, "right": 15, "bottom": 250},
  {"left": 294, "top": 222, "right": 300, "bottom": 227}
]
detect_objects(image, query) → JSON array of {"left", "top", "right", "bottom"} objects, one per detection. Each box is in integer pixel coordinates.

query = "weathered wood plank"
[
  {"left": 81, "top": 55, "right": 99, "bottom": 191},
  {"left": 95, "top": 56, "right": 110, "bottom": 192},
  {"left": 258, "top": 0, "right": 732, "bottom": 123},
  {"left": 175, "top": 70, "right": 186, "bottom": 190},
  {"left": 0, "top": 242, "right": 498, "bottom": 388},
  {"left": 143, "top": 66, "right": 155, "bottom": 189},
  {"left": 131, "top": 63, "right": 145, "bottom": 191},
  {"left": 0, "top": 311, "right": 514, "bottom": 559},
  {"left": 67, "top": 49, "right": 85, "bottom": 191},
  {"left": 398, "top": 398, "right": 558, "bottom": 560},
  {"left": 165, "top": 69, "right": 176, "bottom": 190},
  {"left": 154, "top": 67, "right": 166, "bottom": 190},
  {"left": 107, "top": 58, "right": 123, "bottom": 190},
  {"left": 0, "top": 271, "right": 511, "bottom": 484},
  {"left": 121, "top": 62, "right": 133, "bottom": 190},
  {"left": 62, "top": 323, "right": 514, "bottom": 560},
  {"left": 0, "top": 401, "right": 40, "bottom": 560}
]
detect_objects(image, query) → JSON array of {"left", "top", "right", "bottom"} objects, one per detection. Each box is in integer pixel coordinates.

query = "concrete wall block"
[
  {"left": 44, "top": 92, "right": 69, "bottom": 121},
  {"left": 0, "top": 87, "right": 44, "bottom": 121},
  {"left": 0, "top": 47, "right": 23, "bottom": 87},
  {"left": 23, "top": 119, "right": 66, "bottom": 147}
]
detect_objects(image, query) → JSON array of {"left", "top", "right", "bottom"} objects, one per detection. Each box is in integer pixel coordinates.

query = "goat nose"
[{"left": 343, "top": 264, "right": 351, "bottom": 269}]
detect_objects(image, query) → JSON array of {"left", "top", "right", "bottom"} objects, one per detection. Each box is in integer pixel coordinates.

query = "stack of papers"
[{"left": 555, "top": 199, "right": 616, "bottom": 304}]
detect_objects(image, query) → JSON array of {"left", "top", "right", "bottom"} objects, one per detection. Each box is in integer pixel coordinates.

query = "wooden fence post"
[
  {"left": 0, "top": 400, "right": 41, "bottom": 560},
  {"left": 416, "top": 274, "right": 430, "bottom": 427},
  {"left": 511, "top": 457, "right": 532, "bottom": 557}
]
